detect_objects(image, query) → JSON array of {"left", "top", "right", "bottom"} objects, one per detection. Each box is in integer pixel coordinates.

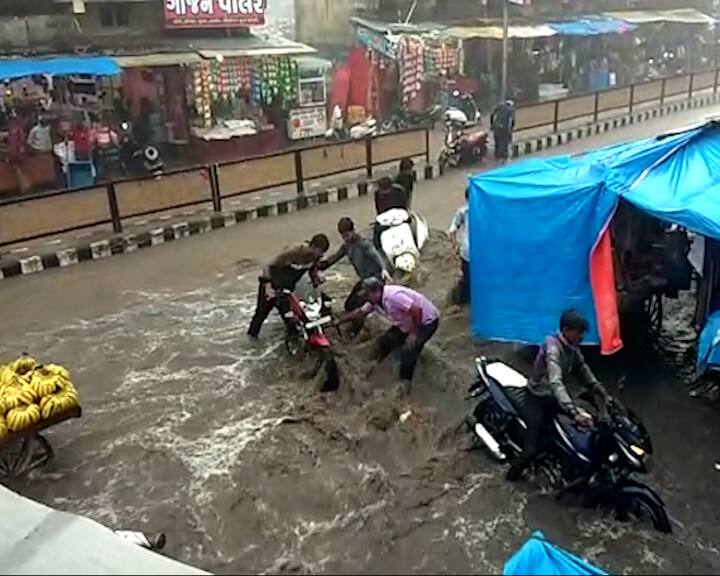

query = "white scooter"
[{"left": 376, "top": 208, "right": 429, "bottom": 273}]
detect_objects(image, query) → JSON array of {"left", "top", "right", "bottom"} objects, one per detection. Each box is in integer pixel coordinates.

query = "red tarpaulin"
[{"left": 347, "top": 47, "right": 370, "bottom": 111}]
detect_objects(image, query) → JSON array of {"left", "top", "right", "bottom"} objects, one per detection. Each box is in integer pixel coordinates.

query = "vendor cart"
[{"left": 0, "top": 406, "right": 81, "bottom": 481}]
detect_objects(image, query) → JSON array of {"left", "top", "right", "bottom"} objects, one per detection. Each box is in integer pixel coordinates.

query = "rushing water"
[{"left": 7, "top": 236, "right": 720, "bottom": 574}]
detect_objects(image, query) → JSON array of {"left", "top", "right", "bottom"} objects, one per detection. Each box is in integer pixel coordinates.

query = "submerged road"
[{"left": 2, "top": 106, "right": 720, "bottom": 574}]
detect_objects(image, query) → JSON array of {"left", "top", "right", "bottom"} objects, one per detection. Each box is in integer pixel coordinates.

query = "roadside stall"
[
  {"left": 287, "top": 56, "right": 331, "bottom": 141},
  {"left": 185, "top": 42, "right": 318, "bottom": 162},
  {"left": 468, "top": 120, "right": 720, "bottom": 361},
  {"left": 0, "top": 56, "right": 120, "bottom": 196},
  {"left": 350, "top": 17, "right": 463, "bottom": 122},
  {"left": 0, "top": 355, "right": 80, "bottom": 481}
]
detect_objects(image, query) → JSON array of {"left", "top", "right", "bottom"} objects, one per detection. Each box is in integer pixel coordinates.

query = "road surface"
[{"left": 2, "top": 105, "right": 720, "bottom": 575}]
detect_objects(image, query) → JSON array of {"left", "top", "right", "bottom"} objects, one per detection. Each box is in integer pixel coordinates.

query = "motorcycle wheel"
[
  {"left": 317, "top": 349, "right": 339, "bottom": 393},
  {"left": 616, "top": 491, "right": 672, "bottom": 533},
  {"left": 285, "top": 333, "right": 304, "bottom": 358}
]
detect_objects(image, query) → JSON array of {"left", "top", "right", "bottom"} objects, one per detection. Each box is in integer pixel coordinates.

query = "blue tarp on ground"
[
  {"left": 470, "top": 121, "right": 720, "bottom": 344},
  {"left": 0, "top": 56, "right": 120, "bottom": 81},
  {"left": 548, "top": 17, "right": 635, "bottom": 36},
  {"left": 504, "top": 531, "right": 608, "bottom": 575}
]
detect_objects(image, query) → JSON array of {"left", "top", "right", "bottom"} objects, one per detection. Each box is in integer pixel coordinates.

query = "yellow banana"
[
  {"left": 7, "top": 404, "right": 41, "bottom": 431},
  {"left": 0, "top": 416, "right": 7, "bottom": 440},
  {"left": 11, "top": 356, "right": 37, "bottom": 375},
  {"left": 44, "top": 364, "right": 71, "bottom": 380},
  {"left": 1, "top": 388, "right": 24, "bottom": 412},
  {"left": 18, "top": 385, "right": 38, "bottom": 405}
]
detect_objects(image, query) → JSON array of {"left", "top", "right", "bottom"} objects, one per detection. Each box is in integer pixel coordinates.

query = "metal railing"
[
  {"left": 0, "top": 127, "right": 430, "bottom": 247},
  {"left": 514, "top": 68, "right": 720, "bottom": 134}
]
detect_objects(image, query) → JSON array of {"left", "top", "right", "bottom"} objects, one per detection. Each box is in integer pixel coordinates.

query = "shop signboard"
[
  {"left": 164, "top": 0, "right": 266, "bottom": 29},
  {"left": 356, "top": 25, "right": 397, "bottom": 60},
  {"left": 287, "top": 106, "right": 327, "bottom": 140}
]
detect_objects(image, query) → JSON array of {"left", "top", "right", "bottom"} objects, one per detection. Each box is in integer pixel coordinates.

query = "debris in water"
[{"left": 399, "top": 410, "right": 412, "bottom": 423}]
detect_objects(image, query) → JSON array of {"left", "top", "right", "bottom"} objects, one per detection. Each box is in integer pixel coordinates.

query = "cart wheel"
[
  {"left": 0, "top": 433, "right": 53, "bottom": 482},
  {"left": 643, "top": 293, "right": 663, "bottom": 337}
]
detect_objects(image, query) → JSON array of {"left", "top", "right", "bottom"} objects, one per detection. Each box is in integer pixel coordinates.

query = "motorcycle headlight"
[{"left": 629, "top": 445, "right": 645, "bottom": 458}]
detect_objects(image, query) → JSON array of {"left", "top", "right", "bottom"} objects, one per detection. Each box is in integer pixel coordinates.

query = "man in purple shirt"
[{"left": 340, "top": 277, "right": 440, "bottom": 393}]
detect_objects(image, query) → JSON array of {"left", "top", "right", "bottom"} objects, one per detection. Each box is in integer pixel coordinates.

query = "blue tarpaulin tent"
[
  {"left": 0, "top": 56, "right": 120, "bottom": 81},
  {"left": 469, "top": 121, "right": 720, "bottom": 345},
  {"left": 504, "top": 531, "right": 608, "bottom": 575}
]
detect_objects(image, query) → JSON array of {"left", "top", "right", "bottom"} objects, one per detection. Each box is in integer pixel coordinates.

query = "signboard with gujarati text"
[{"left": 165, "top": 0, "right": 266, "bottom": 29}]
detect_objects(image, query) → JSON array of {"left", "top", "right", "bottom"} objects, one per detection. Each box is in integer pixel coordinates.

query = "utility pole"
[{"left": 501, "top": 0, "right": 509, "bottom": 101}]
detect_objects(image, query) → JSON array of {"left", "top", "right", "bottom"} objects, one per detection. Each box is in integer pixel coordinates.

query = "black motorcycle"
[
  {"left": 468, "top": 357, "right": 672, "bottom": 533},
  {"left": 381, "top": 104, "right": 444, "bottom": 132},
  {"left": 118, "top": 122, "right": 164, "bottom": 178}
]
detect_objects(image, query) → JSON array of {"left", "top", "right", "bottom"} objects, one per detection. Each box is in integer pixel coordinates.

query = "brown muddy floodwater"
[{"left": 6, "top": 233, "right": 720, "bottom": 574}]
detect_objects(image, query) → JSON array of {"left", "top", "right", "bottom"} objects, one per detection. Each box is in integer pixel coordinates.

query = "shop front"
[{"left": 0, "top": 56, "right": 120, "bottom": 197}]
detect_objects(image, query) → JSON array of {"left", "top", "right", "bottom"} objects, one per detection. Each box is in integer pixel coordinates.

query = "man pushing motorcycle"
[
  {"left": 506, "top": 309, "right": 612, "bottom": 482},
  {"left": 247, "top": 234, "right": 330, "bottom": 340}
]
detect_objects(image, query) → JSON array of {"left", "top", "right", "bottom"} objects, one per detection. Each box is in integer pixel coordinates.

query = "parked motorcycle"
[
  {"left": 381, "top": 104, "right": 444, "bottom": 132},
  {"left": 119, "top": 122, "right": 164, "bottom": 177},
  {"left": 468, "top": 356, "right": 672, "bottom": 533},
  {"left": 446, "top": 90, "right": 481, "bottom": 127},
  {"left": 375, "top": 208, "right": 429, "bottom": 274},
  {"left": 281, "top": 273, "right": 339, "bottom": 392},
  {"left": 438, "top": 114, "right": 488, "bottom": 172},
  {"left": 325, "top": 105, "right": 378, "bottom": 141}
]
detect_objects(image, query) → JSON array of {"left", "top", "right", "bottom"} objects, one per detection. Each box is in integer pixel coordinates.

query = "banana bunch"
[
  {"left": 0, "top": 355, "right": 79, "bottom": 434},
  {"left": 6, "top": 404, "right": 41, "bottom": 432}
]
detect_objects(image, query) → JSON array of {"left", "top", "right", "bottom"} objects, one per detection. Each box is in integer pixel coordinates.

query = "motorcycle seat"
[{"left": 376, "top": 208, "right": 410, "bottom": 227}]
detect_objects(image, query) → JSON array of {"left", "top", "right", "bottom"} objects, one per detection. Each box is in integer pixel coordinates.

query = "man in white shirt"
[
  {"left": 27, "top": 118, "right": 52, "bottom": 153},
  {"left": 448, "top": 187, "right": 471, "bottom": 305}
]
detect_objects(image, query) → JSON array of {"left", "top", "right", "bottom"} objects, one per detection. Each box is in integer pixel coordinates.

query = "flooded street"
[{"left": 4, "top": 234, "right": 720, "bottom": 575}]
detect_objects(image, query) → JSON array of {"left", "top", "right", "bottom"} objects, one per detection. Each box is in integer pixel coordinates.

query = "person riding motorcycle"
[{"left": 506, "top": 309, "right": 612, "bottom": 481}]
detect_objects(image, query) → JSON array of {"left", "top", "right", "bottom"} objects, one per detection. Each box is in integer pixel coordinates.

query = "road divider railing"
[
  {"left": 514, "top": 68, "right": 719, "bottom": 134},
  {"left": 0, "top": 127, "right": 431, "bottom": 247}
]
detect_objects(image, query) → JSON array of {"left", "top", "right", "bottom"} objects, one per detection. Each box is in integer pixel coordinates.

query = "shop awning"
[
  {"left": 0, "top": 56, "right": 120, "bottom": 81},
  {"left": 114, "top": 53, "right": 202, "bottom": 68},
  {"left": 605, "top": 8, "right": 716, "bottom": 25},
  {"left": 444, "top": 24, "right": 556, "bottom": 40},
  {"left": 198, "top": 45, "right": 316, "bottom": 59},
  {"left": 548, "top": 17, "right": 636, "bottom": 36}
]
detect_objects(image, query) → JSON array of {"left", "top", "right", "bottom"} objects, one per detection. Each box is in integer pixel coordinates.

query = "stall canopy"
[
  {"left": 548, "top": 16, "right": 635, "bottom": 36},
  {"left": 469, "top": 121, "right": 720, "bottom": 350},
  {"left": 444, "top": 24, "right": 556, "bottom": 39},
  {"left": 605, "top": 8, "right": 716, "bottom": 25},
  {"left": 0, "top": 56, "right": 120, "bottom": 81}
]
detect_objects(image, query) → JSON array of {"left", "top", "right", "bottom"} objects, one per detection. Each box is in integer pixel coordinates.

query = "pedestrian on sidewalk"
[
  {"left": 247, "top": 234, "right": 330, "bottom": 340},
  {"left": 319, "top": 217, "right": 389, "bottom": 335},
  {"left": 448, "top": 187, "right": 471, "bottom": 305},
  {"left": 338, "top": 278, "right": 440, "bottom": 394},
  {"left": 491, "top": 99, "right": 515, "bottom": 162}
]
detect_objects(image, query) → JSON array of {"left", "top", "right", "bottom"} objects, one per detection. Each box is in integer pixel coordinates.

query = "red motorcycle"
[
  {"left": 281, "top": 273, "right": 339, "bottom": 392},
  {"left": 438, "top": 111, "right": 488, "bottom": 172}
]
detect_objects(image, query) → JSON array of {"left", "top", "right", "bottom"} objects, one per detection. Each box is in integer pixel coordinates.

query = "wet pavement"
[{"left": 2, "top": 108, "right": 720, "bottom": 574}]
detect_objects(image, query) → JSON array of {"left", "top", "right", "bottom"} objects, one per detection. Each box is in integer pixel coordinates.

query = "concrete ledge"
[{"left": 0, "top": 165, "right": 439, "bottom": 280}]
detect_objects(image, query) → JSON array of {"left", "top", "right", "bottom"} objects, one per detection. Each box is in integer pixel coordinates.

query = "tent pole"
[{"left": 501, "top": 0, "right": 508, "bottom": 101}]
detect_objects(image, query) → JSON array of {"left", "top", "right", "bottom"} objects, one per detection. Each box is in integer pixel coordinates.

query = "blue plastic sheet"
[
  {"left": 549, "top": 17, "right": 635, "bottom": 36},
  {"left": 469, "top": 157, "right": 616, "bottom": 345},
  {"left": 697, "top": 311, "right": 720, "bottom": 373},
  {"left": 504, "top": 531, "right": 608, "bottom": 576},
  {"left": 0, "top": 57, "right": 120, "bottom": 81},
  {"left": 470, "top": 121, "right": 720, "bottom": 345}
]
